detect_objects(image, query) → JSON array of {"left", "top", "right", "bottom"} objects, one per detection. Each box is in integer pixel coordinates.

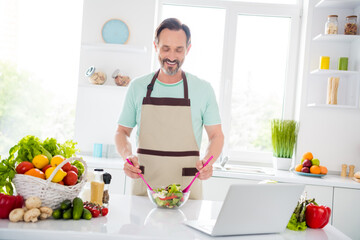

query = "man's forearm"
[
  {"left": 115, "top": 127, "right": 133, "bottom": 160},
  {"left": 204, "top": 131, "right": 224, "bottom": 165}
]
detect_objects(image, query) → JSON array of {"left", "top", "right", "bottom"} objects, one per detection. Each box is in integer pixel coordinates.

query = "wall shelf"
[
  {"left": 313, "top": 34, "right": 360, "bottom": 42},
  {"left": 81, "top": 43, "right": 147, "bottom": 54},
  {"left": 315, "top": 0, "right": 360, "bottom": 9},
  {"left": 310, "top": 69, "right": 360, "bottom": 76},
  {"left": 307, "top": 103, "right": 358, "bottom": 109}
]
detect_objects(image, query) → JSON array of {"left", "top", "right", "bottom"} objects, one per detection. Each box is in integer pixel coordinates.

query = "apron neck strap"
[{"left": 146, "top": 69, "right": 189, "bottom": 99}]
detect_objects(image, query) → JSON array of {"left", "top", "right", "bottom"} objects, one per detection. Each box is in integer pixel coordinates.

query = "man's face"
[{"left": 155, "top": 28, "right": 190, "bottom": 76}]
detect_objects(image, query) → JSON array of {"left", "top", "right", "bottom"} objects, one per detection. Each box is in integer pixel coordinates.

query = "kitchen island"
[{"left": 0, "top": 194, "right": 350, "bottom": 240}]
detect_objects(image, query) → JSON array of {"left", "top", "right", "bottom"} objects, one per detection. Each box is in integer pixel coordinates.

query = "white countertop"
[
  {"left": 0, "top": 194, "right": 350, "bottom": 240},
  {"left": 82, "top": 156, "right": 360, "bottom": 190}
]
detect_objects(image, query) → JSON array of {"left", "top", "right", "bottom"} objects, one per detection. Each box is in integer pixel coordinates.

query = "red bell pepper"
[
  {"left": 0, "top": 193, "right": 24, "bottom": 219},
  {"left": 159, "top": 195, "right": 177, "bottom": 201},
  {"left": 305, "top": 203, "right": 331, "bottom": 229}
]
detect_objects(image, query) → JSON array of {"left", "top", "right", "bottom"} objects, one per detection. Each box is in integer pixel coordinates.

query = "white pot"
[{"left": 272, "top": 157, "right": 293, "bottom": 171}]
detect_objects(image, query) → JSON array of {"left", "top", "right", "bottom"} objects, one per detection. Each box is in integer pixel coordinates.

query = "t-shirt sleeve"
[
  {"left": 203, "top": 83, "right": 222, "bottom": 126},
  {"left": 118, "top": 82, "right": 137, "bottom": 128}
]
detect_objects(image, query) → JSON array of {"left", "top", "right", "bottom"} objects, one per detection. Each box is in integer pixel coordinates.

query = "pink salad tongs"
[
  {"left": 126, "top": 158, "right": 154, "bottom": 192},
  {"left": 182, "top": 155, "right": 213, "bottom": 193}
]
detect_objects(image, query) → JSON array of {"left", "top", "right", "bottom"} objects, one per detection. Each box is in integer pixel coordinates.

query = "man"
[{"left": 115, "top": 18, "right": 224, "bottom": 200}]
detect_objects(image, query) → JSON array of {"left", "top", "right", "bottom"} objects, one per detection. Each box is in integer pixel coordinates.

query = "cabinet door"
[
  {"left": 202, "top": 177, "right": 259, "bottom": 201},
  {"left": 333, "top": 188, "right": 360, "bottom": 240},
  {"left": 303, "top": 185, "right": 333, "bottom": 223}
]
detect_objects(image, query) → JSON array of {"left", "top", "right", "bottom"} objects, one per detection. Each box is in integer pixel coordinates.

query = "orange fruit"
[
  {"left": 51, "top": 155, "right": 65, "bottom": 167},
  {"left": 32, "top": 154, "right": 49, "bottom": 169},
  {"left": 310, "top": 165, "right": 321, "bottom": 174},
  {"left": 24, "top": 168, "right": 45, "bottom": 179},
  {"left": 320, "top": 166, "right": 328, "bottom": 175},
  {"left": 302, "top": 152, "right": 313, "bottom": 161},
  {"left": 295, "top": 164, "right": 303, "bottom": 172}
]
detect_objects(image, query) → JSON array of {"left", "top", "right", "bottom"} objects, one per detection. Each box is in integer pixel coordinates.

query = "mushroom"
[
  {"left": 25, "top": 196, "right": 42, "bottom": 210},
  {"left": 9, "top": 208, "right": 25, "bottom": 222},
  {"left": 39, "top": 207, "right": 53, "bottom": 220},
  {"left": 24, "top": 208, "right": 41, "bottom": 223}
]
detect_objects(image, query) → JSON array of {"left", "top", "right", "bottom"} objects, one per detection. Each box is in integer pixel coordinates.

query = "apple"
[
  {"left": 301, "top": 167, "right": 310, "bottom": 173},
  {"left": 303, "top": 159, "right": 312, "bottom": 168}
]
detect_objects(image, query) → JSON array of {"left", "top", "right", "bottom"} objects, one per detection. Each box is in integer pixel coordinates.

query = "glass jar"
[
  {"left": 102, "top": 172, "right": 112, "bottom": 207},
  {"left": 325, "top": 15, "right": 338, "bottom": 34},
  {"left": 91, "top": 169, "right": 105, "bottom": 205},
  {"left": 344, "top": 15, "right": 357, "bottom": 35},
  {"left": 85, "top": 66, "right": 107, "bottom": 85}
]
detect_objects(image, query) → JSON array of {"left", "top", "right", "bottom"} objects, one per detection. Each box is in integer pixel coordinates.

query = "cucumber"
[
  {"left": 82, "top": 208, "right": 92, "bottom": 220},
  {"left": 52, "top": 208, "right": 62, "bottom": 219},
  {"left": 63, "top": 208, "right": 73, "bottom": 219},
  {"left": 60, "top": 199, "right": 72, "bottom": 210},
  {"left": 72, "top": 197, "right": 84, "bottom": 220}
]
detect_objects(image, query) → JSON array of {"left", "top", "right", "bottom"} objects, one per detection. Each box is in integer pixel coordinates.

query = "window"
[
  {"left": 0, "top": 0, "right": 83, "bottom": 156},
  {"left": 160, "top": 1, "right": 301, "bottom": 164}
]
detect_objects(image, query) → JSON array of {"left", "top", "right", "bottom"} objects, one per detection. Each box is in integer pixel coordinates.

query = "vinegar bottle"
[{"left": 91, "top": 169, "right": 105, "bottom": 205}]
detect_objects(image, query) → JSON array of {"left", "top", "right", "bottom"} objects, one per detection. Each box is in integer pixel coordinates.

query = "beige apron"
[{"left": 131, "top": 70, "right": 202, "bottom": 200}]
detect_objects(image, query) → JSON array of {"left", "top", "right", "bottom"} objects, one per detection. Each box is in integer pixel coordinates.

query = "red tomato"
[
  {"left": 70, "top": 165, "right": 78, "bottom": 175},
  {"left": 62, "top": 162, "right": 72, "bottom": 172},
  {"left": 15, "top": 162, "right": 34, "bottom": 174},
  {"left": 101, "top": 207, "right": 108, "bottom": 216},
  {"left": 41, "top": 164, "right": 51, "bottom": 173},
  {"left": 63, "top": 170, "right": 78, "bottom": 186},
  {"left": 58, "top": 181, "right": 64, "bottom": 185}
]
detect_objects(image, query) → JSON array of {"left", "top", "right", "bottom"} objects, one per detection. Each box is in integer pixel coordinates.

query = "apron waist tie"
[{"left": 137, "top": 148, "right": 199, "bottom": 157}]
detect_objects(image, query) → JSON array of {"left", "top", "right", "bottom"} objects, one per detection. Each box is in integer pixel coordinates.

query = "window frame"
[{"left": 157, "top": 0, "right": 302, "bottom": 165}]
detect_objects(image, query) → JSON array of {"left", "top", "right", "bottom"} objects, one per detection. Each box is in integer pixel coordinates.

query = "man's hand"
[
  {"left": 123, "top": 155, "right": 141, "bottom": 179},
  {"left": 196, "top": 159, "right": 213, "bottom": 180}
]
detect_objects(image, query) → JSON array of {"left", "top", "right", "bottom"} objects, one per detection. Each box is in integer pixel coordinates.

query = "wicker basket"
[{"left": 13, "top": 157, "right": 87, "bottom": 209}]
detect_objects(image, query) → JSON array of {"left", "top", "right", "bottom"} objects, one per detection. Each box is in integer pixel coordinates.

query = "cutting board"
[{"left": 352, "top": 177, "right": 360, "bottom": 183}]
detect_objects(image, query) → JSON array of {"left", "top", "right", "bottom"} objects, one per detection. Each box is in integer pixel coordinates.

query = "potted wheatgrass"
[{"left": 271, "top": 119, "right": 299, "bottom": 170}]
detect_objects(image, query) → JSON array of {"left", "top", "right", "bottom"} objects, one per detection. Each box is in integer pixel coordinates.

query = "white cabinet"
[
  {"left": 202, "top": 177, "right": 259, "bottom": 201},
  {"left": 306, "top": 0, "right": 360, "bottom": 109},
  {"left": 332, "top": 187, "right": 360, "bottom": 240}
]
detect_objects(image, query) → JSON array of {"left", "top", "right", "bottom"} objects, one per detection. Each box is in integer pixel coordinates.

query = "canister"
[
  {"left": 91, "top": 169, "right": 105, "bottom": 205},
  {"left": 338, "top": 57, "right": 348, "bottom": 71},
  {"left": 320, "top": 56, "right": 330, "bottom": 70}
]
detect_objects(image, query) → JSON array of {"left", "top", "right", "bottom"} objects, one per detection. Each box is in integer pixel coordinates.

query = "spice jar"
[
  {"left": 91, "top": 169, "right": 105, "bottom": 205},
  {"left": 344, "top": 15, "right": 357, "bottom": 35},
  {"left": 102, "top": 172, "right": 112, "bottom": 207},
  {"left": 325, "top": 15, "right": 338, "bottom": 34},
  {"left": 85, "top": 66, "right": 107, "bottom": 85},
  {"left": 112, "top": 69, "right": 131, "bottom": 86}
]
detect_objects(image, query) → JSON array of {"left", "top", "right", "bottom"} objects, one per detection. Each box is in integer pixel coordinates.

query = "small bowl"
[{"left": 147, "top": 188, "right": 190, "bottom": 209}]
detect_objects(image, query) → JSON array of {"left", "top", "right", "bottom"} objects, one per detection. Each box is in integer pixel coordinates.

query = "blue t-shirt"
[{"left": 118, "top": 71, "right": 221, "bottom": 148}]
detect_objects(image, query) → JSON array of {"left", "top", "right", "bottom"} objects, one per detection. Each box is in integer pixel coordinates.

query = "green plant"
[{"left": 271, "top": 119, "right": 299, "bottom": 158}]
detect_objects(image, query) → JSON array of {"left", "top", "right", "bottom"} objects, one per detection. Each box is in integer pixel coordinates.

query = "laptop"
[{"left": 184, "top": 183, "right": 305, "bottom": 236}]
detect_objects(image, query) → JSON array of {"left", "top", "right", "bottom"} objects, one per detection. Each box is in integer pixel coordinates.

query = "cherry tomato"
[
  {"left": 15, "top": 162, "right": 34, "bottom": 174},
  {"left": 90, "top": 208, "right": 100, "bottom": 218},
  {"left": 101, "top": 207, "right": 109, "bottom": 216}
]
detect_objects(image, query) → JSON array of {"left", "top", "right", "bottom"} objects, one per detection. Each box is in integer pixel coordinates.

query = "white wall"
[
  {"left": 295, "top": 0, "right": 360, "bottom": 172},
  {"left": 74, "top": 0, "right": 157, "bottom": 155}
]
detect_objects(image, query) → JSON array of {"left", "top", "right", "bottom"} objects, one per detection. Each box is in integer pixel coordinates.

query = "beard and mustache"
[{"left": 159, "top": 57, "right": 184, "bottom": 76}]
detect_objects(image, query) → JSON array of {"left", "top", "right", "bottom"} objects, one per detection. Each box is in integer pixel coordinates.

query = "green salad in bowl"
[{"left": 147, "top": 184, "right": 190, "bottom": 209}]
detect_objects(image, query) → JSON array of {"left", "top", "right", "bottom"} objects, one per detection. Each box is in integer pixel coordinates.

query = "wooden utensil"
[
  {"left": 341, "top": 164, "right": 347, "bottom": 177},
  {"left": 349, "top": 165, "right": 355, "bottom": 178}
]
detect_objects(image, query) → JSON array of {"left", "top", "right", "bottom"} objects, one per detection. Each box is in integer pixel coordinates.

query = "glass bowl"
[{"left": 147, "top": 188, "right": 190, "bottom": 209}]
